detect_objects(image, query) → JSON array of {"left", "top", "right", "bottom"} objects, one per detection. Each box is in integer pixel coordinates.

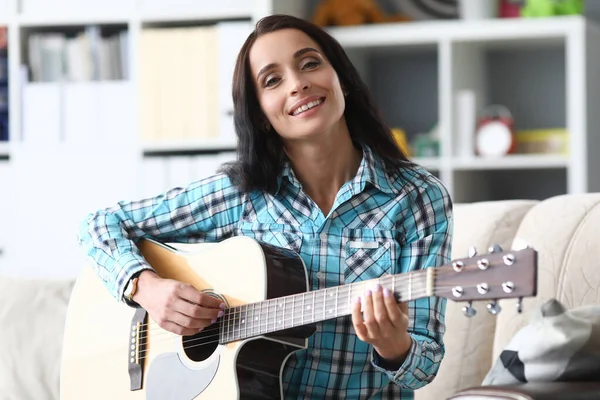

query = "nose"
[{"left": 289, "top": 72, "right": 310, "bottom": 96}]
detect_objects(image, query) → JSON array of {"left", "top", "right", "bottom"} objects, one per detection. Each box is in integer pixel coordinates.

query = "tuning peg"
[
  {"left": 516, "top": 297, "right": 523, "bottom": 314},
  {"left": 468, "top": 246, "right": 478, "bottom": 258},
  {"left": 488, "top": 244, "right": 503, "bottom": 253},
  {"left": 487, "top": 300, "right": 502, "bottom": 315},
  {"left": 462, "top": 301, "right": 477, "bottom": 318}
]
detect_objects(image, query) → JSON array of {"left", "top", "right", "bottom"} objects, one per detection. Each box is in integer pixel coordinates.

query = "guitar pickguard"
[{"left": 146, "top": 352, "right": 219, "bottom": 400}]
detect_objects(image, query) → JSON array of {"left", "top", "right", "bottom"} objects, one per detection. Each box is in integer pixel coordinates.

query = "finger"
[
  {"left": 180, "top": 287, "right": 225, "bottom": 309},
  {"left": 351, "top": 296, "right": 368, "bottom": 340},
  {"left": 170, "top": 311, "right": 206, "bottom": 330},
  {"left": 362, "top": 289, "right": 379, "bottom": 338},
  {"left": 383, "top": 287, "right": 404, "bottom": 328},
  {"left": 179, "top": 300, "right": 224, "bottom": 321},
  {"left": 372, "top": 284, "right": 391, "bottom": 328}
]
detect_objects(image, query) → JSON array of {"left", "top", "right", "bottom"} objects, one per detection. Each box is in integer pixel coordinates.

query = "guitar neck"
[{"left": 219, "top": 269, "right": 434, "bottom": 343}]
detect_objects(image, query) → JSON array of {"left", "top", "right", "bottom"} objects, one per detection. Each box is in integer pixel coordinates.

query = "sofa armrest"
[{"left": 448, "top": 382, "right": 600, "bottom": 400}]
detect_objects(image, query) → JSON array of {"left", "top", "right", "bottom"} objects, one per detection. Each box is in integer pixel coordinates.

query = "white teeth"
[{"left": 293, "top": 99, "right": 323, "bottom": 116}]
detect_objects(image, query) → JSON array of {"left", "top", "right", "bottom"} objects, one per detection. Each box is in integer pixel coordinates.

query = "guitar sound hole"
[{"left": 182, "top": 327, "right": 219, "bottom": 362}]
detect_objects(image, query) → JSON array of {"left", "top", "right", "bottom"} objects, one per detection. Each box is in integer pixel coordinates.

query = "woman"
[{"left": 78, "top": 14, "right": 453, "bottom": 399}]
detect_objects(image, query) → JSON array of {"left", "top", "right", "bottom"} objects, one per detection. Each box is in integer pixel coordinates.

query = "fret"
[
  {"left": 271, "top": 299, "right": 276, "bottom": 334},
  {"left": 312, "top": 291, "right": 315, "bottom": 323},
  {"left": 258, "top": 301, "right": 263, "bottom": 336},
  {"left": 291, "top": 295, "right": 296, "bottom": 329},
  {"left": 227, "top": 307, "right": 231, "bottom": 342},
  {"left": 280, "top": 297, "right": 285, "bottom": 329},
  {"left": 243, "top": 304, "right": 248, "bottom": 340},
  {"left": 322, "top": 289, "right": 326, "bottom": 321},
  {"left": 238, "top": 306, "right": 243, "bottom": 341},
  {"left": 334, "top": 286, "right": 339, "bottom": 317},
  {"left": 347, "top": 284, "right": 352, "bottom": 316},
  {"left": 219, "top": 311, "right": 223, "bottom": 343},
  {"left": 300, "top": 293, "right": 306, "bottom": 326}
]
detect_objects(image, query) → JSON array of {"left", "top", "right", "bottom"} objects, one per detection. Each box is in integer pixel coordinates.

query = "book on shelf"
[
  {"left": 27, "top": 26, "right": 129, "bottom": 82},
  {"left": 138, "top": 21, "right": 252, "bottom": 145}
]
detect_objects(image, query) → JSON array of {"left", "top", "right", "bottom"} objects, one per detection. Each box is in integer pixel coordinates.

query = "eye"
[
  {"left": 264, "top": 75, "right": 280, "bottom": 88},
  {"left": 302, "top": 59, "right": 321, "bottom": 69}
]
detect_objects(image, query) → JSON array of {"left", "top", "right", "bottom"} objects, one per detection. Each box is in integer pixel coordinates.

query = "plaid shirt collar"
[{"left": 277, "top": 146, "right": 399, "bottom": 196}]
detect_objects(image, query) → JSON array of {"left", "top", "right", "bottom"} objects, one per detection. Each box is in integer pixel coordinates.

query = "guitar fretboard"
[{"left": 218, "top": 270, "right": 433, "bottom": 343}]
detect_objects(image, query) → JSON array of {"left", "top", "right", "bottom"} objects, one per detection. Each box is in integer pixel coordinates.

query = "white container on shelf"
[{"left": 458, "top": 0, "right": 499, "bottom": 20}]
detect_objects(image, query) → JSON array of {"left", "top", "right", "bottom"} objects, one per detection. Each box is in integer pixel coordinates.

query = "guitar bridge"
[{"left": 128, "top": 308, "right": 148, "bottom": 391}]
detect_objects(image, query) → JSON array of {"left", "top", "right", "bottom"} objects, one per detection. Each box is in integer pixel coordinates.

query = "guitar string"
[
  {"left": 135, "top": 273, "right": 433, "bottom": 335},
  {"left": 135, "top": 263, "right": 501, "bottom": 335},
  {"left": 131, "top": 285, "right": 443, "bottom": 361},
  {"left": 136, "top": 283, "right": 434, "bottom": 342},
  {"left": 133, "top": 281, "right": 490, "bottom": 352}
]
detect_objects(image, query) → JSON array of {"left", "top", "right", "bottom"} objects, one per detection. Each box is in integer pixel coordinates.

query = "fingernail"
[
  {"left": 198, "top": 327, "right": 204, "bottom": 332},
  {"left": 364, "top": 289, "right": 372, "bottom": 296},
  {"left": 211, "top": 318, "right": 217, "bottom": 324},
  {"left": 219, "top": 303, "right": 226, "bottom": 309},
  {"left": 383, "top": 288, "right": 391, "bottom": 297},
  {"left": 354, "top": 296, "right": 361, "bottom": 304},
  {"left": 374, "top": 284, "right": 382, "bottom": 292},
  {"left": 218, "top": 310, "right": 224, "bottom": 318}
]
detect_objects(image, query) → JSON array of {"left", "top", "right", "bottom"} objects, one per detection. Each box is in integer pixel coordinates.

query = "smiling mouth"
[{"left": 290, "top": 97, "right": 326, "bottom": 116}]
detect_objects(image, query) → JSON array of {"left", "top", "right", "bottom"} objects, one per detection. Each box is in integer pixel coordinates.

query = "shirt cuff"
[
  {"left": 370, "top": 335, "right": 422, "bottom": 388},
  {"left": 115, "top": 253, "right": 155, "bottom": 307}
]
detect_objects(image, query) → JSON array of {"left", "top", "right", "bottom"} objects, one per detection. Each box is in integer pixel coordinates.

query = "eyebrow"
[{"left": 256, "top": 47, "right": 320, "bottom": 81}]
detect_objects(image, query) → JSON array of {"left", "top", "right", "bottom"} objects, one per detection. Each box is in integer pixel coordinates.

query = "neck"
[
  {"left": 217, "top": 269, "right": 435, "bottom": 344},
  {"left": 283, "top": 119, "right": 362, "bottom": 212}
]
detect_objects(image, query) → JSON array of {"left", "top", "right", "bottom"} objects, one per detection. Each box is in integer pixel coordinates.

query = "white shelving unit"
[{"left": 0, "top": 0, "right": 599, "bottom": 277}]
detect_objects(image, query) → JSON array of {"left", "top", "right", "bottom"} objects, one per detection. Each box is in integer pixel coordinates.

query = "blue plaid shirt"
[{"left": 78, "top": 146, "right": 453, "bottom": 399}]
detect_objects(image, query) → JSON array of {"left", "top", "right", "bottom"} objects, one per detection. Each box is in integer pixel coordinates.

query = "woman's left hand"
[{"left": 351, "top": 283, "right": 413, "bottom": 364}]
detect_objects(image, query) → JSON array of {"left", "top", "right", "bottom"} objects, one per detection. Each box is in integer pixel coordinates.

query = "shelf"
[
  {"left": 18, "top": 15, "right": 130, "bottom": 27},
  {"left": 327, "top": 15, "right": 586, "bottom": 49},
  {"left": 141, "top": 10, "right": 252, "bottom": 25},
  {"left": 413, "top": 157, "right": 441, "bottom": 170},
  {"left": 0, "top": 142, "right": 9, "bottom": 157},
  {"left": 451, "top": 154, "right": 568, "bottom": 170},
  {"left": 142, "top": 139, "right": 237, "bottom": 154}
]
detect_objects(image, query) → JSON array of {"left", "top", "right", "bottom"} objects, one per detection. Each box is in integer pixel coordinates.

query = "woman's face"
[{"left": 249, "top": 28, "right": 346, "bottom": 142}]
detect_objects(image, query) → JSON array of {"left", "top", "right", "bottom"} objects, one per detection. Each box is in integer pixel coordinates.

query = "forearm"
[{"left": 372, "top": 330, "right": 444, "bottom": 389}]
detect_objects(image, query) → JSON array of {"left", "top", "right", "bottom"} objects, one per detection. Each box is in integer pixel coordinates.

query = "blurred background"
[{"left": 0, "top": 0, "right": 598, "bottom": 279}]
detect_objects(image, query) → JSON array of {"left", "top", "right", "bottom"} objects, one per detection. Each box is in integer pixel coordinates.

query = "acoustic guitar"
[{"left": 60, "top": 236, "right": 537, "bottom": 399}]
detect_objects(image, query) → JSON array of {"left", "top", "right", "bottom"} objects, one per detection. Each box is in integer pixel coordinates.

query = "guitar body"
[{"left": 60, "top": 236, "right": 314, "bottom": 400}]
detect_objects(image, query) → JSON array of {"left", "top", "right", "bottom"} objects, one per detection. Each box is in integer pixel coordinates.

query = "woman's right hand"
[{"left": 132, "top": 270, "right": 226, "bottom": 336}]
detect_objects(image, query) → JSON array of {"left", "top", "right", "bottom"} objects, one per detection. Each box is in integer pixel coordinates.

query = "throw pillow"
[{"left": 483, "top": 299, "right": 600, "bottom": 385}]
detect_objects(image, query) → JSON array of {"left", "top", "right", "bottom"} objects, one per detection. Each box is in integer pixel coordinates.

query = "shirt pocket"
[
  {"left": 342, "top": 229, "right": 395, "bottom": 284},
  {"left": 238, "top": 222, "right": 303, "bottom": 254}
]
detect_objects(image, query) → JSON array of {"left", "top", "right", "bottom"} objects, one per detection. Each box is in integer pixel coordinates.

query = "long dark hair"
[{"left": 221, "top": 14, "right": 416, "bottom": 194}]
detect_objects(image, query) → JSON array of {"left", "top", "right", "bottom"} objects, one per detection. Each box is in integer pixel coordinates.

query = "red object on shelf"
[{"left": 499, "top": 0, "right": 522, "bottom": 18}]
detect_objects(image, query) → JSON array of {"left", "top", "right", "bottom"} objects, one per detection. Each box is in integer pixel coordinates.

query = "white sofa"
[{"left": 1, "top": 193, "right": 600, "bottom": 400}]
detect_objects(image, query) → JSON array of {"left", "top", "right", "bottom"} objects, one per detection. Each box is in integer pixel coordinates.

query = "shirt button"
[
  {"left": 312, "top": 349, "right": 320, "bottom": 357},
  {"left": 316, "top": 272, "right": 324, "bottom": 279},
  {"left": 319, "top": 233, "right": 327, "bottom": 241}
]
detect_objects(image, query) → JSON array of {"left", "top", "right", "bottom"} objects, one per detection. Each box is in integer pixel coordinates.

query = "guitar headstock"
[{"left": 434, "top": 245, "right": 537, "bottom": 316}]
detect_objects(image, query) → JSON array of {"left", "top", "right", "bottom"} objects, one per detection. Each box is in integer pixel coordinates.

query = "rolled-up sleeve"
[
  {"left": 77, "top": 174, "right": 244, "bottom": 303},
  {"left": 371, "top": 175, "right": 453, "bottom": 390}
]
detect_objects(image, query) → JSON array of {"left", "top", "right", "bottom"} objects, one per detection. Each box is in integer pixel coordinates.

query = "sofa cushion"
[
  {"left": 0, "top": 275, "right": 74, "bottom": 400},
  {"left": 493, "top": 193, "right": 600, "bottom": 360},
  {"left": 484, "top": 299, "right": 600, "bottom": 384},
  {"left": 416, "top": 199, "right": 538, "bottom": 400}
]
